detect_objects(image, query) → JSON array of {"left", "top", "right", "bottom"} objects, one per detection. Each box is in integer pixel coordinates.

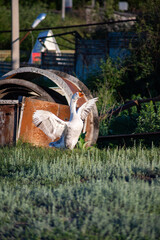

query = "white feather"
[
  {"left": 77, "top": 97, "right": 98, "bottom": 121},
  {"left": 33, "top": 110, "right": 66, "bottom": 141}
]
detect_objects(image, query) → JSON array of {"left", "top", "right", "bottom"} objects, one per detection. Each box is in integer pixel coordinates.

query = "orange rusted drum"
[
  {"left": 19, "top": 98, "right": 70, "bottom": 147},
  {"left": 0, "top": 100, "right": 19, "bottom": 146}
]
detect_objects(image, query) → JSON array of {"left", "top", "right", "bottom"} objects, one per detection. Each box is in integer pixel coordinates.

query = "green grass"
[{"left": 0, "top": 143, "right": 160, "bottom": 240}]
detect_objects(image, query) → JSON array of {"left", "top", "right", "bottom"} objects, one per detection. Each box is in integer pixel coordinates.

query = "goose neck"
[{"left": 70, "top": 98, "right": 77, "bottom": 120}]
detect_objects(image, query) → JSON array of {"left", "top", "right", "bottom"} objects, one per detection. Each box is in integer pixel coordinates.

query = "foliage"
[
  {"left": 20, "top": 8, "right": 86, "bottom": 53},
  {"left": 99, "top": 100, "right": 160, "bottom": 142},
  {"left": 0, "top": 0, "right": 153, "bottom": 11},
  {"left": 87, "top": 57, "right": 127, "bottom": 139},
  {"left": 104, "top": 0, "right": 117, "bottom": 19},
  {"left": 107, "top": 111, "right": 138, "bottom": 135},
  {"left": 88, "top": 0, "right": 160, "bottom": 101},
  {"left": 97, "top": 103, "right": 160, "bottom": 154},
  {"left": 0, "top": 3, "right": 86, "bottom": 53},
  {"left": 99, "top": 104, "right": 138, "bottom": 138},
  {"left": 0, "top": 144, "right": 160, "bottom": 239},
  {"left": 94, "top": 0, "right": 160, "bottom": 139},
  {"left": 90, "top": 0, "right": 160, "bottom": 142},
  {"left": 87, "top": 57, "right": 126, "bottom": 120},
  {"left": 0, "top": 0, "right": 91, "bottom": 9},
  {"left": 118, "top": 0, "right": 160, "bottom": 99},
  {"left": 100, "top": 58, "right": 126, "bottom": 93},
  {"left": 135, "top": 101, "right": 160, "bottom": 133},
  {"left": 76, "top": 132, "right": 88, "bottom": 150},
  {"left": 0, "top": 6, "right": 11, "bottom": 49}
]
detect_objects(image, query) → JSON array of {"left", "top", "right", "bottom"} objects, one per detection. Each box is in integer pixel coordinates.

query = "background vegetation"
[
  {"left": 0, "top": 0, "right": 150, "bottom": 11},
  {"left": 86, "top": 0, "right": 160, "bottom": 137}
]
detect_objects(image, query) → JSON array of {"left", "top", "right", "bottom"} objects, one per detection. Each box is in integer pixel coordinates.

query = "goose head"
[{"left": 71, "top": 91, "right": 84, "bottom": 102}]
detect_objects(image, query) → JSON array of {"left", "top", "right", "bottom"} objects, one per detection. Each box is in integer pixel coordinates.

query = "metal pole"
[
  {"left": 12, "top": 0, "right": 20, "bottom": 70},
  {"left": 62, "top": 0, "right": 65, "bottom": 20},
  {"left": 92, "top": 0, "right": 95, "bottom": 8}
]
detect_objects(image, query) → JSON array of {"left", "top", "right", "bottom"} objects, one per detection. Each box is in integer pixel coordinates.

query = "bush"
[
  {"left": 99, "top": 100, "right": 160, "bottom": 148},
  {"left": 135, "top": 101, "right": 160, "bottom": 133},
  {"left": 99, "top": 105, "right": 139, "bottom": 136},
  {"left": 87, "top": 57, "right": 126, "bottom": 120},
  {"left": 119, "top": 0, "right": 160, "bottom": 99}
]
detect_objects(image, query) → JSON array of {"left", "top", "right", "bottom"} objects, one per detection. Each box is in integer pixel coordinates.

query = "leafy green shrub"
[
  {"left": 108, "top": 112, "right": 138, "bottom": 135},
  {"left": 136, "top": 101, "right": 160, "bottom": 133},
  {"left": 99, "top": 100, "right": 160, "bottom": 144},
  {"left": 87, "top": 57, "right": 126, "bottom": 122},
  {"left": 99, "top": 58, "right": 126, "bottom": 98},
  {"left": 98, "top": 99, "right": 139, "bottom": 136},
  {"left": 119, "top": 0, "right": 160, "bottom": 99}
]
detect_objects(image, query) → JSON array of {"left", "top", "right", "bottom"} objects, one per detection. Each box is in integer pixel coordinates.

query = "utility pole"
[
  {"left": 92, "top": 0, "right": 95, "bottom": 8},
  {"left": 62, "top": 0, "right": 65, "bottom": 20},
  {"left": 12, "top": 0, "right": 20, "bottom": 70}
]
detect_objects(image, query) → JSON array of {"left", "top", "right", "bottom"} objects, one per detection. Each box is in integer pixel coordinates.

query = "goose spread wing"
[
  {"left": 33, "top": 110, "right": 66, "bottom": 141},
  {"left": 77, "top": 97, "right": 98, "bottom": 121}
]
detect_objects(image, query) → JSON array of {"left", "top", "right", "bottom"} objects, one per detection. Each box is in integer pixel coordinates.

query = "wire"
[{"left": 0, "top": 19, "right": 137, "bottom": 34}]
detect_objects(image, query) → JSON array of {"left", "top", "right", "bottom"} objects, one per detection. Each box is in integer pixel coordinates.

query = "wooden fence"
[
  {"left": 41, "top": 52, "right": 75, "bottom": 75},
  {"left": 0, "top": 62, "right": 12, "bottom": 76},
  {"left": 0, "top": 32, "right": 139, "bottom": 78}
]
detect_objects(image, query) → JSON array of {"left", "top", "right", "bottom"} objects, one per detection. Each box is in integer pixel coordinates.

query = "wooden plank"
[
  {"left": 0, "top": 100, "right": 19, "bottom": 105},
  {"left": 98, "top": 132, "right": 160, "bottom": 141},
  {"left": 44, "top": 56, "right": 75, "bottom": 60}
]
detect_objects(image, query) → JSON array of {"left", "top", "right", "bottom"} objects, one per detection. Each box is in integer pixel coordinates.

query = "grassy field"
[{"left": 0, "top": 143, "right": 160, "bottom": 240}]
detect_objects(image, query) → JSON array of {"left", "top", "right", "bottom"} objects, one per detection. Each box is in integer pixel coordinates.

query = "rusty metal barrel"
[{"left": 1, "top": 67, "right": 99, "bottom": 147}]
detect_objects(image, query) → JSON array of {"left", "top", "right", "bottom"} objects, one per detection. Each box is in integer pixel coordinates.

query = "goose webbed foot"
[{"left": 49, "top": 142, "right": 55, "bottom": 147}]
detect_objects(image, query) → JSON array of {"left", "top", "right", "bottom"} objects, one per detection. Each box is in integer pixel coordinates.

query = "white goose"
[{"left": 33, "top": 92, "right": 98, "bottom": 149}]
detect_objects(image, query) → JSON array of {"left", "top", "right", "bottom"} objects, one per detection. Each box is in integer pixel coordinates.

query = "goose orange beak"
[{"left": 78, "top": 91, "right": 84, "bottom": 97}]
